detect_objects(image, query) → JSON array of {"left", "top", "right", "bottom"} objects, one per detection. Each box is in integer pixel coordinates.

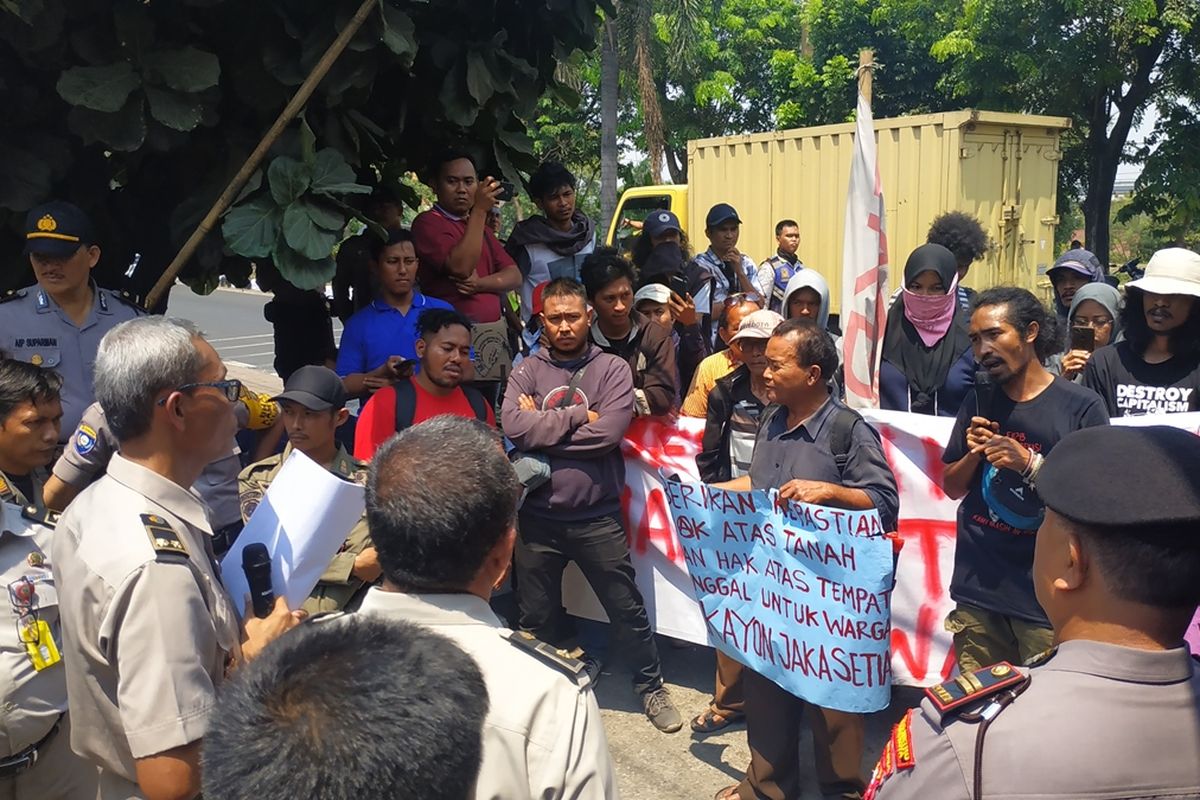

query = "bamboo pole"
[
  {"left": 858, "top": 48, "right": 874, "bottom": 103},
  {"left": 146, "top": 0, "right": 378, "bottom": 310}
]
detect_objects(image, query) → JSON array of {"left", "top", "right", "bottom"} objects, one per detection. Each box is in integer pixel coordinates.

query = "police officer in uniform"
[
  {"left": 0, "top": 201, "right": 143, "bottom": 442},
  {"left": 355, "top": 416, "right": 619, "bottom": 799},
  {"left": 239, "top": 366, "right": 377, "bottom": 614},
  {"left": 43, "top": 387, "right": 280, "bottom": 554},
  {"left": 50, "top": 317, "right": 300, "bottom": 799},
  {"left": 868, "top": 425, "right": 1200, "bottom": 800},
  {"left": 0, "top": 359, "right": 97, "bottom": 798}
]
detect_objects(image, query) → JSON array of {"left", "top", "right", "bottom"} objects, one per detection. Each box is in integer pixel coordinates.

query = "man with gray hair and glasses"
[{"left": 51, "top": 317, "right": 303, "bottom": 800}]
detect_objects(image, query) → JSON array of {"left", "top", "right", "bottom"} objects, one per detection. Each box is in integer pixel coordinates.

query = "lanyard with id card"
[{"left": 9, "top": 574, "right": 62, "bottom": 671}]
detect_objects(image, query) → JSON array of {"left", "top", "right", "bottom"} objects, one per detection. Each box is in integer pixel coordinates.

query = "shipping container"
[{"left": 608, "top": 109, "right": 1072, "bottom": 310}]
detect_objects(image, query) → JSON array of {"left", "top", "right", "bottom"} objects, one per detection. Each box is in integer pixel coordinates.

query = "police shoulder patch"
[
  {"left": 925, "top": 662, "right": 1027, "bottom": 716},
  {"left": 506, "top": 630, "right": 589, "bottom": 684},
  {"left": 864, "top": 708, "right": 917, "bottom": 799},
  {"left": 141, "top": 513, "right": 188, "bottom": 559},
  {"left": 75, "top": 423, "right": 99, "bottom": 456}
]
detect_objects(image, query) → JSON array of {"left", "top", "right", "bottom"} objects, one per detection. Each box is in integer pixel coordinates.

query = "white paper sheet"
[{"left": 220, "top": 449, "right": 366, "bottom": 618}]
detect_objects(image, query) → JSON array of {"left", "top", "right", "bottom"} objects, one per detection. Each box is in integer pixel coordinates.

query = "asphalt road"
[
  {"left": 160, "top": 282, "right": 917, "bottom": 800},
  {"left": 165, "top": 286, "right": 343, "bottom": 375}
]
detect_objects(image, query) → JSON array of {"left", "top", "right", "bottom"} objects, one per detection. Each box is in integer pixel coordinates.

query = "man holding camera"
[{"left": 413, "top": 151, "right": 522, "bottom": 399}]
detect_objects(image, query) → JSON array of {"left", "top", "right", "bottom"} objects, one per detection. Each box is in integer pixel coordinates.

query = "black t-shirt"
[
  {"left": 943, "top": 377, "right": 1109, "bottom": 623},
  {"left": 1081, "top": 341, "right": 1200, "bottom": 417}
]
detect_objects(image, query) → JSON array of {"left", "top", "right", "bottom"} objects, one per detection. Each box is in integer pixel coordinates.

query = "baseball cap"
[
  {"left": 705, "top": 203, "right": 741, "bottom": 229},
  {"left": 643, "top": 210, "right": 682, "bottom": 239},
  {"left": 634, "top": 283, "right": 672, "bottom": 306},
  {"left": 1047, "top": 248, "right": 1102, "bottom": 281},
  {"left": 271, "top": 365, "right": 347, "bottom": 411},
  {"left": 730, "top": 309, "right": 784, "bottom": 342},
  {"left": 530, "top": 281, "right": 550, "bottom": 317},
  {"left": 1126, "top": 247, "right": 1200, "bottom": 299},
  {"left": 24, "top": 200, "right": 96, "bottom": 257}
]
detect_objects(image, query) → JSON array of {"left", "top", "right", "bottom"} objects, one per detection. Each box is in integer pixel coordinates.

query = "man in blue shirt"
[{"left": 335, "top": 228, "right": 454, "bottom": 397}]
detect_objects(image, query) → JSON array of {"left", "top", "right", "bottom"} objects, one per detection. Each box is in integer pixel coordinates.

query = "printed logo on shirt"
[
  {"left": 1115, "top": 383, "right": 1194, "bottom": 414},
  {"left": 75, "top": 424, "right": 98, "bottom": 456},
  {"left": 541, "top": 385, "right": 589, "bottom": 410}
]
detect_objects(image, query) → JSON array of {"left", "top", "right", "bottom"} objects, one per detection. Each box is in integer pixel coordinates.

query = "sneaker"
[{"left": 641, "top": 686, "right": 683, "bottom": 733}]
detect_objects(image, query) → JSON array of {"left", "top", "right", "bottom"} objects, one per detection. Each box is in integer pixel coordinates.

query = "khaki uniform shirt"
[
  {"left": 870, "top": 640, "right": 1200, "bottom": 799},
  {"left": 0, "top": 284, "right": 142, "bottom": 440},
  {"left": 238, "top": 444, "right": 371, "bottom": 614},
  {"left": 51, "top": 454, "right": 241, "bottom": 799},
  {"left": 356, "top": 589, "right": 619, "bottom": 800}
]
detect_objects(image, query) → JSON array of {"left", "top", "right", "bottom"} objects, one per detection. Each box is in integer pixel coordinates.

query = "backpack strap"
[
  {"left": 462, "top": 385, "right": 491, "bottom": 422},
  {"left": 829, "top": 405, "right": 862, "bottom": 475},
  {"left": 393, "top": 379, "right": 417, "bottom": 432},
  {"left": 558, "top": 366, "right": 588, "bottom": 409}
]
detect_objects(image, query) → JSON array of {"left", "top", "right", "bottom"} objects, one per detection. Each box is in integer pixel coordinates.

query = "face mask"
[{"left": 902, "top": 273, "right": 959, "bottom": 347}]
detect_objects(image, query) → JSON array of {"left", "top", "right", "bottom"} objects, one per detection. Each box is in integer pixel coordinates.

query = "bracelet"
[{"left": 1021, "top": 450, "right": 1044, "bottom": 486}]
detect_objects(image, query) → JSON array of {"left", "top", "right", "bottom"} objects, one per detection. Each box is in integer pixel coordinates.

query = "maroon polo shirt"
[{"left": 412, "top": 205, "right": 515, "bottom": 323}]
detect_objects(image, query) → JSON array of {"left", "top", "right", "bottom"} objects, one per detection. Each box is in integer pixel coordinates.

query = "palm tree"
[{"left": 598, "top": 0, "right": 702, "bottom": 240}]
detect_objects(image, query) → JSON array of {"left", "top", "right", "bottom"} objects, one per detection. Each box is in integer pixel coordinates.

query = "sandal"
[
  {"left": 713, "top": 785, "right": 740, "bottom": 800},
  {"left": 691, "top": 706, "right": 745, "bottom": 733}
]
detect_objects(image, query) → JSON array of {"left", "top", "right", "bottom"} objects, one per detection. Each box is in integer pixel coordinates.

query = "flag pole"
[{"left": 858, "top": 49, "right": 874, "bottom": 103}]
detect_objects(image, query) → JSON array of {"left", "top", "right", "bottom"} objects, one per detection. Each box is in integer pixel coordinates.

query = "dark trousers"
[
  {"left": 736, "top": 668, "right": 866, "bottom": 800},
  {"left": 515, "top": 511, "right": 664, "bottom": 694},
  {"left": 713, "top": 650, "right": 745, "bottom": 714}
]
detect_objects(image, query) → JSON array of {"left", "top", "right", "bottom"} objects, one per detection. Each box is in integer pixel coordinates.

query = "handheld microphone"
[
  {"left": 974, "top": 369, "right": 994, "bottom": 421},
  {"left": 242, "top": 543, "right": 274, "bottom": 619}
]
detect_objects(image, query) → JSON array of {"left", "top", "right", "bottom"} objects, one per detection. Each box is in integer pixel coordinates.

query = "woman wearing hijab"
[
  {"left": 880, "top": 243, "right": 974, "bottom": 415},
  {"left": 1053, "top": 282, "right": 1122, "bottom": 381},
  {"left": 1047, "top": 247, "right": 1105, "bottom": 321}
]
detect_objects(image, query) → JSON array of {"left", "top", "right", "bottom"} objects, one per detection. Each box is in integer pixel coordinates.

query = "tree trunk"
[
  {"left": 1079, "top": 19, "right": 1166, "bottom": 267},
  {"left": 600, "top": 17, "right": 619, "bottom": 242},
  {"left": 634, "top": 25, "right": 666, "bottom": 183},
  {"left": 665, "top": 144, "right": 686, "bottom": 184}
]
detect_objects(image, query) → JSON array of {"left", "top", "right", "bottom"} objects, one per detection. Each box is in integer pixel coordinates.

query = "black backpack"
[{"left": 392, "top": 379, "right": 490, "bottom": 431}]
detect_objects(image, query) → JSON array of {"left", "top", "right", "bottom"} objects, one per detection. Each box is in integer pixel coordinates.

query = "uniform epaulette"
[
  {"left": 112, "top": 288, "right": 147, "bottom": 312},
  {"left": 506, "top": 630, "right": 589, "bottom": 684},
  {"left": 22, "top": 504, "right": 58, "bottom": 528},
  {"left": 925, "top": 662, "right": 1028, "bottom": 716},
  {"left": 0, "top": 288, "right": 27, "bottom": 304},
  {"left": 141, "top": 513, "right": 189, "bottom": 559}
]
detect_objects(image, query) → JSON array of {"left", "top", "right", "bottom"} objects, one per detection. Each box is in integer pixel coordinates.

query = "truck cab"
[{"left": 605, "top": 185, "right": 689, "bottom": 254}]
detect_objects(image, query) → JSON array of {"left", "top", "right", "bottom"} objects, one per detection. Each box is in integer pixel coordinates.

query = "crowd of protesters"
[{"left": 1, "top": 147, "right": 1198, "bottom": 800}]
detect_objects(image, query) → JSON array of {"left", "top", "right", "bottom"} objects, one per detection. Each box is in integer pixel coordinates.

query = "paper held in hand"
[{"left": 220, "top": 449, "right": 366, "bottom": 618}]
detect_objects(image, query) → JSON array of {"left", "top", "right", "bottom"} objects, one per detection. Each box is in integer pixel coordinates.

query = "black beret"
[{"left": 1039, "top": 425, "right": 1200, "bottom": 529}]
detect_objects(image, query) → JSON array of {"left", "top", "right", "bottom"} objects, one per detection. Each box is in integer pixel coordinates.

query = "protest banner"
[
  {"left": 663, "top": 480, "right": 894, "bottom": 712},
  {"left": 560, "top": 411, "right": 1200, "bottom": 688}
]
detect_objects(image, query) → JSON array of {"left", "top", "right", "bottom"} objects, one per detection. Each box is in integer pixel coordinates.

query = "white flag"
[{"left": 840, "top": 90, "right": 889, "bottom": 409}]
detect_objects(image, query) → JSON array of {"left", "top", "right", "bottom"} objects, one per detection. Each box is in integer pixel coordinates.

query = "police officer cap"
[
  {"left": 24, "top": 200, "right": 96, "bottom": 257},
  {"left": 271, "top": 365, "right": 347, "bottom": 412},
  {"left": 1039, "top": 425, "right": 1200, "bottom": 529}
]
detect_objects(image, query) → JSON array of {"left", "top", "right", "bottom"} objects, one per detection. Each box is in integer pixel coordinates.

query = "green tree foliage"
[
  {"left": 929, "top": 0, "right": 1199, "bottom": 264},
  {"left": 1118, "top": 102, "right": 1200, "bottom": 250},
  {"left": 0, "top": 0, "right": 603, "bottom": 297}
]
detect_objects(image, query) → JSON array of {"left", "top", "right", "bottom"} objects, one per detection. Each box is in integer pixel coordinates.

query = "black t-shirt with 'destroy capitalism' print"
[
  {"left": 943, "top": 377, "right": 1109, "bottom": 624},
  {"left": 1081, "top": 340, "right": 1200, "bottom": 417}
]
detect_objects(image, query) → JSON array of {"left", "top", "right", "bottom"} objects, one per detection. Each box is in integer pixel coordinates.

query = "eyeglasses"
[
  {"left": 157, "top": 379, "right": 243, "bottom": 405},
  {"left": 727, "top": 292, "right": 764, "bottom": 305},
  {"left": 1069, "top": 316, "right": 1113, "bottom": 329}
]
